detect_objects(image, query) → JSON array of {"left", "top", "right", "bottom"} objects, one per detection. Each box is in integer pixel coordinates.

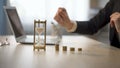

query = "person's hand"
[
  {"left": 54, "top": 7, "right": 73, "bottom": 30},
  {"left": 110, "top": 12, "right": 120, "bottom": 32}
]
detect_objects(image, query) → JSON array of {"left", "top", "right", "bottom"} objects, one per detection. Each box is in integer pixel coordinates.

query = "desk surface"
[{"left": 0, "top": 35, "right": 120, "bottom": 68}]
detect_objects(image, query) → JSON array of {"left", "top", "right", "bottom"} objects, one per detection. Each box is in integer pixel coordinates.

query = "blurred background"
[{"left": 0, "top": 0, "right": 109, "bottom": 44}]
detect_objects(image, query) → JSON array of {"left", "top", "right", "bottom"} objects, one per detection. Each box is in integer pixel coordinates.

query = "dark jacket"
[{"left": 74, "top": 0, "right": 120, "bottom": 48}]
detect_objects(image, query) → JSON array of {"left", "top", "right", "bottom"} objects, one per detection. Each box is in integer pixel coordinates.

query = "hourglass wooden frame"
[{"left": 33, "top": 20, "right": 46, "bottom": 51}]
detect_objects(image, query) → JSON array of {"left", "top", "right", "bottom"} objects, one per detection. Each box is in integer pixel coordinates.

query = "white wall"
[{"left": 9, "top": 0, "right": 90, "bottom": 35}]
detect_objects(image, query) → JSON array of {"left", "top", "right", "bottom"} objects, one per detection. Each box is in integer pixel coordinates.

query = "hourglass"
[{"left": 33, "top": 20, "right": 46, "bottom": 51}]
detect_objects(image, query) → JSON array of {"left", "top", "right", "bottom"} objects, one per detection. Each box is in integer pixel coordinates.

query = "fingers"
[
  {"left": 110, "top": 16, "right": 119, "bottom": 27},
  {"left": 54, "top": 7, "right": 73, "bottom": 30},
  {"left": 110, "top": 12, "right": 120, "bottom": 27},
  {"left": 54, "top": 12, "right": 64, "bottom": 26},
  {"left": 110, "top": 18, "right": 116, "bottom": 27},
  {"left": 57, "top": 8, "right": 69, "bottom": 21},
  {"left": 110, "top": 12, "right": 120, "bottom": 18},
  {"left": 57, "top": 8, "right": 71, "bottom": 25},
  {"left": 59, "top": 9, "right": 69, "bottom": 21},
  {"left": 54, "top": 8, "right": 65, "bottom": 22},
  {"left": 54, "top": 7, "right": 70, "bottom": 27}
]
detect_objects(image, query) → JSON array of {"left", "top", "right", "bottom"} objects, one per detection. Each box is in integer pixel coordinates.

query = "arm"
[
  {"left": 74, "top": 0, "right": 114, "bottom": 34},
  {"left": 54, "top": 0, "right": 114, "bottom": 35}
]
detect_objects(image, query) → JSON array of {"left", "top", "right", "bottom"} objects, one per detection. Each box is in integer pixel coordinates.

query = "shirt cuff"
[{"left": 66, "top": 21, "right": 77, "bottom": 32}]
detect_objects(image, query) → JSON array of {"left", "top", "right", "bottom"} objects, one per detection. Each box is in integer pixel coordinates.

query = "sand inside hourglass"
[
  {"left": 36, "top": 27, "right": 43, "bottom": 34},
  {"left": 36, "top": 27, "right": 44, "bottom": 46}
]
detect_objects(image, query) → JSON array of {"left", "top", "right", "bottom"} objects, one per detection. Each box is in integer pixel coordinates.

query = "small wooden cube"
[
  {"left": 78, "top": 48, "right": 82, "bottom": 51},
  {"left": 63, "top": 46, "right": 67, "bottom": 51},
  {"left": 55, "top": 44, "right": 59, "bottom": 51},
  {"left": 70, "top": 47, "right": 75, "bottom": 51}
]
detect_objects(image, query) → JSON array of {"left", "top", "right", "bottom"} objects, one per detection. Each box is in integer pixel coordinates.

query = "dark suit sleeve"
[{"left": 73, "top": 0, "right": 114, "bottom": 35}]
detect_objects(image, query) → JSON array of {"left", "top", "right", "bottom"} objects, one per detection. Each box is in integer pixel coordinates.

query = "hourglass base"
[{"left": 33, "top": 45, "right": 46, "bottom": 51}]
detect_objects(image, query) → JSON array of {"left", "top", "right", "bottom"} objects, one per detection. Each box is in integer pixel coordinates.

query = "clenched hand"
[
  {"left": 110, "top": 12, "right": 120, "bottom": 32},
  {"left": 54, "top": 8, "right": 73, "bottom": 30}
]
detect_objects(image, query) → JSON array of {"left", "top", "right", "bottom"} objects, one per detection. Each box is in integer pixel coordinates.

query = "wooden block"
[
  {"left": 63, "top": 46, "right": 67, "bottom": 51},
  {"left": 70, "top": 47, "right": 75, "bottom": 51},
  {"left": 33, "top": 45, "right": 46, "bottom": 51},
  {"left": 78, "top": 48, "right": 82, "bottom": 51},
  {"left": 55, "top": 44, "right": 59, "bottom": 51}
]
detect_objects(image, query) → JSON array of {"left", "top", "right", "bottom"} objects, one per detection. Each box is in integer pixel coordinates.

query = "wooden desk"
[{"left": 0, "top": 35, "right": 120, "bottom": 68}]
